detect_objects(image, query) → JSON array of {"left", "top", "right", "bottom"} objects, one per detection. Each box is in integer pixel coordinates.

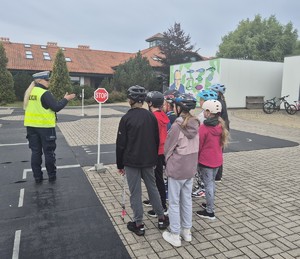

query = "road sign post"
[{"left": 93, "top": 88, "right": 109, "bottom": 173}]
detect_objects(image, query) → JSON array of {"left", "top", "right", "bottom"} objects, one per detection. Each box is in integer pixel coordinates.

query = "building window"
[
  {"left": 40, "top": 45, "right": 47, "bottom": 49},
  {"left": 25, "top": 50, "right": 33, "bottom": 59},
  {"left": 65, "top": 57, "right": 72, "bottom": 62},
  {"left": 24, "top": 44, "right": 31, "bottom": 48},
  {"left": 43, "top": 52, "right": 51, "bottom": 60}
]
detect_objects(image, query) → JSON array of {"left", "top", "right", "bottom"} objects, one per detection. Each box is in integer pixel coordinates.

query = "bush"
[
  {"left": 106, "top": 90, "right": 127, "bottom": 103},
  {"left": 72, "top": 84, "right": 94, "bottom": 100}
]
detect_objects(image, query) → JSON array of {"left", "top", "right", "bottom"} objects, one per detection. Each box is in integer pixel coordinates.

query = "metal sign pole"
[
  {"left": 97, "top": 102, "right": 101, "bottom": 165},
  {"left": 94, "top": 102, "right": 106, "bottom": 173}
]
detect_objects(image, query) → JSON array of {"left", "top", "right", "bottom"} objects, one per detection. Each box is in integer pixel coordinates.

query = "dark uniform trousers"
[{"left": 26, "top": 127, "right": 57, "bottom": 180}]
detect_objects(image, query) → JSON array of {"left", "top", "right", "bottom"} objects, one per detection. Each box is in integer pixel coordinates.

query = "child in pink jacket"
[{"left": 196, "top": 100, "right": 229, "bottom": 220}]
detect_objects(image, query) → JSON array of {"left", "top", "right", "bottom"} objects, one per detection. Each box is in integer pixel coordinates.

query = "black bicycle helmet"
[
  {"left": 174, "top": 93, "right": 197, "bottom": 111},
  {"left": 163, "top": 89, "right": 180, "bottom": 103},
  {"left": 127, "top": 85, "right": 146, "bottom": 103},
  {"left": 145, "top": 91, "right": 164, "bottom": 107}
]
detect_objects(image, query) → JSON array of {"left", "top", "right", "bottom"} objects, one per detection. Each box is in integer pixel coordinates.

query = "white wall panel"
[{"left": 281, "top": 56, "right": 300, "bottom": 105}]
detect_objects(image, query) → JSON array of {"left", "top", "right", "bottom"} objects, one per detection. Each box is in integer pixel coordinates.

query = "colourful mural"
[{"left": 169, "top": 59, "right": 221, "bottom": 103}]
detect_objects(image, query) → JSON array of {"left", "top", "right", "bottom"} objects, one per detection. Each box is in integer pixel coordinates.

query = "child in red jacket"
[
  {"left": 196, "top": 100, "right": 229, "bottom": 220},
  {"left": 144, "top": 91, "right": 170, "bottom": 217}
]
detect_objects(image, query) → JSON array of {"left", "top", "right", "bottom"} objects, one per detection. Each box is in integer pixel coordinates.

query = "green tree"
[
  {"left": 13, "top": 72, "right": 32, "bottom": 101},
  {"left": 112, "top": 51, "right": 160, "bottom": 92},
  {"left": 217, "top": 15, "right": 298, "bottom": 62},
  {"left": 0, "top": 43, "right": 15, "bottom": 104},
  {"left": 99, "top": 77, "right": 113, "bottom": 93},
  {"left": 49, "top": 49, "right": 72, "bottom": 99},
  {"left": 158, "top": 22, "right": 201, "bottom": 78},
  {"left": 292, "top": 40, "right": 300, "bottom": 55}
]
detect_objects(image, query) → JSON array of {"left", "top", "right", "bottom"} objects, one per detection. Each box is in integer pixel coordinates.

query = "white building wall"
[
  {"left": 281, "top": 56, "right": 300, "bottom": 105},
  {"left": 220, "top": 59, "right": 283, "bottom": 108}
]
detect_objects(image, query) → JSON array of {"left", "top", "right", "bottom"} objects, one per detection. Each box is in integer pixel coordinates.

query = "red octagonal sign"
[{"left": 94, "top": 88, "right": 109, "bottom": 103}]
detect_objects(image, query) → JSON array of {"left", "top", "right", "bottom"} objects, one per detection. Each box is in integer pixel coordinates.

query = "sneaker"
[
  {"left": 162, "top": 231, "right": 181, "bottom": 247},
  {"left": 35, "top": 178, "right": 43, "bottom": 184},
  {"left": 147, "top": 208, "right": 168, "bottom": 218},
  {"left": 180, "top": 228, "right": 192, "bottom": 242},
  {"left": 201, "top": 203, "right": 207, "bottom": 209},
  {"left": 192, "top": 189, "right": 205, "bottom": 198},
  {"left": 48, "top": 175, "right": 56, "bottom": 182},
  {"left": 143, "top": 200, "right": 152, "bottom": 207},
  {"left": 158, "top": 215, "right": 169, "bottom": 230},
  {"left": 127, "top": 221, "right": 145, "bottom": 236},
  {"left": 215, "top": 179, "right": 222, "bottom": 183},
  {"left": 196, "top": 210, "right": 215, "bottom": 220}
]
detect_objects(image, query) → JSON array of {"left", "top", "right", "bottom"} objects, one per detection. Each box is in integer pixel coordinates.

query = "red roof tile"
[{"left": 2, "top": 41, "right": 163, "bottom": 75}]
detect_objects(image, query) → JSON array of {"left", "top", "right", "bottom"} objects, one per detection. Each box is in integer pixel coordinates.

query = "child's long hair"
[
  {"left": 218, "top": 116, "right": 229, "bottom": 148},
  {"left": 180, "top": 110, "right": 197, "bottom": 128}
]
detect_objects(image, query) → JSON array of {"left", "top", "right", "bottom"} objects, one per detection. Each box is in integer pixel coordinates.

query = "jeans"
[
  {"left": 200, "top": 165, "right": 218, "bottom": 213},
  {"left": 26, "top": 127, "right": 57, "bottom": 180},
  {"left": 168, "top": 177, "right": 193, "bottom": 234}
]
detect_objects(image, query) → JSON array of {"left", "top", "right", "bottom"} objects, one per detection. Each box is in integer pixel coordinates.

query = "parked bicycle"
[
  {"left": 263, "top": 95, "right": 294, "bottom": 114},
  {"left": 287, "top": 100, "right": 300, "bottom": 115}
]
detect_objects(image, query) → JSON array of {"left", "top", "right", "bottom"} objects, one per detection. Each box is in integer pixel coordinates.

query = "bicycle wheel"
[
  {"left": 263, "top": 102, "right": 275, "bottom": 114},
  {"left": 284, "top": 101, "right": 290, "bottom": 110},
  {"left": 286, "top": 104, "right": 297, "bottom": 115}
]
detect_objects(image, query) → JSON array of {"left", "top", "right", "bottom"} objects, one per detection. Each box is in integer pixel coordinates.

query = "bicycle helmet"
[
  {"left": 197, "top": 90, "right": 218, "bottom": 101},
  {"left": 127, "top": 85, "right": 146, "bottom": 103},
  {"left": 163, "top": 89, "right": 180, "bottom": 103},
  {"left": 145, "top": 91, "right": 164, "bottom": 107},
  {"left": 174, "top": 93, "right": 197, "bottom": 111},
  {"left": 202, "top": 100, "right": 222, "bottom": 114},
  {"left": 209, "top": 84, "right": 226, "bottom": 94}
]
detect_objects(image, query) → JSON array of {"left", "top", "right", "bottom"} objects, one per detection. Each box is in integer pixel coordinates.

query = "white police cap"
[{"left": 32, "top": 71, "right": 50, "bottom": 80}]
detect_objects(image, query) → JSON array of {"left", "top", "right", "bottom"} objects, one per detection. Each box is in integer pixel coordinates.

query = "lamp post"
[{"left": 81, "top": 86, "right": 85, "bottom": 116}]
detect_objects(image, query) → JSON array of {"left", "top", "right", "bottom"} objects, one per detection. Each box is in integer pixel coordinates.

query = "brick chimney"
[
  {"left": 0, "top": 37, "right": 10, "bottom": 43},
  {"left": 78, "top": 45, "right": 90, "bottom": 49},
  {"left": 47, "top": 42, "right": 58, "bottom": 46}
]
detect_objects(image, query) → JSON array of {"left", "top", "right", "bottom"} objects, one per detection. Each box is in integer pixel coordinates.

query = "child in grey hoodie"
[{"left": 162, "top": 93, "right": 199, "bottom": 247}]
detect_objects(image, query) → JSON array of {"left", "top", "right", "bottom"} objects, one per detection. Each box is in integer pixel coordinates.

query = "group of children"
[{"left": 116, "top": 83, "right": 229, "bottom": 247}]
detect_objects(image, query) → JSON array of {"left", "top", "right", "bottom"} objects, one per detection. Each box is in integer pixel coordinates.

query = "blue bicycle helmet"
[
  {"left": 197, "top": 90, "right": 218, "bottom": 101},
  {"left": 209, "top": 84, "right": 226, "bottom": 94},
  {"left": 174, "top": 93, "right": 197, "bottom": 111}
]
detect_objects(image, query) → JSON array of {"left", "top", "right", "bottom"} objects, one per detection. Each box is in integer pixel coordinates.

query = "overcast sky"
[{"left": 1, "top": 0, "right": 299, "bottom": 57}]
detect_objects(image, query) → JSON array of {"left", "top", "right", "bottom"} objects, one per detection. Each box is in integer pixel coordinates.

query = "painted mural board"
[{"left": 169, "top": 59, "right": 221, "bottom": 102}]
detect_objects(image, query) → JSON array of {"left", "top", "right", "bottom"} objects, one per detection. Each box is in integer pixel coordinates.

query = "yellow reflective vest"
[{"left": 24, "top": 87, "right": 56, "bottom": 128}]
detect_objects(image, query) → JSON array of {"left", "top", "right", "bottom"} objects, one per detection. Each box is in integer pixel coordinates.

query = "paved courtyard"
[
  {"left": 80, "top": 107, "right": 300, "bottom": 259},
  {"left": 1, "top": 105, "right": 300, "bottom": 258}
]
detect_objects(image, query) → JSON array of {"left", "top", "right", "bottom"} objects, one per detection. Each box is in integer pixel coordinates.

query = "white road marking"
[
  {"left": 0, "top": 142, "right": 28, "bottom": 147},
  {"left": 22, "top": 164, "right": 81, "bottom": 179},
  {"left": 18, "top": 189, "right": 24, "bottom": 207},
  {"left": 12, "top": 230, "right": 21, "bottom": 259},
  {"left": 88, "top": 151, "right": 115, "bottom": 155}
]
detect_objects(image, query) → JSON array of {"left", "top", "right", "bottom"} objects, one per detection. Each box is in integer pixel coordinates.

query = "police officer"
[{"left": 23, "top": 71, "right": 75, "bottom": 183}]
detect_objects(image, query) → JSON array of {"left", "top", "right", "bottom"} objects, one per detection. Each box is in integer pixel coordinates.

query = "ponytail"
[
  {"left": 218, "top": 117, "right": 229, "bottom": 148},
  {"left": 23, "top": 81, "right": 35, "bottom": 110}
]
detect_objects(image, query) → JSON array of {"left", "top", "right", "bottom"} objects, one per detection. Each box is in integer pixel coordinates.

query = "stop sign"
[{"left": 94, "top": 88, "right": 109, "bottom": 103}]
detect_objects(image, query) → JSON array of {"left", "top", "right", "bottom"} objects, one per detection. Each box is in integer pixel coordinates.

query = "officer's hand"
[{"left": 64, "top": 92, "right": 76, "bottom": 101}]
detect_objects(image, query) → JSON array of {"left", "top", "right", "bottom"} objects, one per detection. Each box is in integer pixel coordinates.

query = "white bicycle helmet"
[
  {"left": 202, "top": 100, "right": 222, "bottom": 114},
  {"left": 209, "top": 84, "right": 226, "bottom": 94}
]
